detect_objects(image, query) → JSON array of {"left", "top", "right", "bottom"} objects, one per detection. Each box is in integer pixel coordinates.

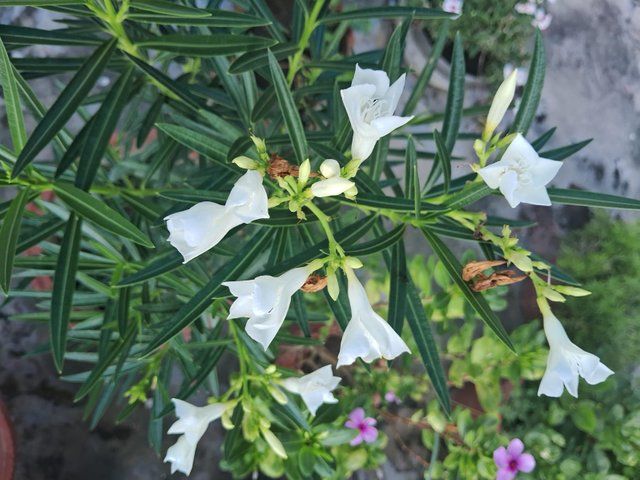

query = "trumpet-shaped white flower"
[
  {"left": 337, "top": 268, "right": 410, "bottom": 367},
  {"left": 341, "top": 65, "right": 413, "bottom": 161},
  {"left": 311, "top": 159, "right": 355, "bottom": 198},
  {"left": 164, "top": 399, "right": 228, "bottom": 475},
  {"left": 477, "top": 134, "right": 562, "bottom": 208},
  {"left": 165, "top": 170, "right": 268, "bottom": 263},
  {"left": 538, "top": 310, "right": 614, "bottom": 398},
  {"left": 223, "top": 265, "right": 312, "bottom": 350},
  {"left": 281, "top": 365, "right": 341, "bottom": 415}
]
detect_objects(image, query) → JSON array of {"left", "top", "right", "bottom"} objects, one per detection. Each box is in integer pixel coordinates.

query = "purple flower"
[
  {"left": 345, "top": 408, "right": 378, "bottom": 446},
  {"left": 493, "top": 439, "right": 536, "bottom": 480},
  {"left": 384, "top": 391, "right": 400, "bottom": 404}
]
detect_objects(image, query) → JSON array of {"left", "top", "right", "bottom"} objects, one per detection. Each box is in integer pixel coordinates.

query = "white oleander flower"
[
  {"left": 477, "top": 134, "right": 562, "bottom": 208},
  {"left": 165, "top": 170, "right": 268, "bottom": 263},
  {"left": 164, "top": 399, "right": 229, "bottom": 475},
  {"left": 223, "top": 265, "right": 312, "bottom": 350},
  {"left": 341, "top": 65, "right": 413, "bottom": 162},
  {"left": 311, "top": 159, "right": 355, "bottom": 198},
  {"left": 538, "top": 309, "right": 614, "bottom": 398},
  {"left": 485, "top": 69, "right": 518, "bottom": 138},
  {"left": 336, "top": 268, "right": 410, "bottom": 367},
  {"left": 281, "top": 365, "right": 341, "bottom": 415}
]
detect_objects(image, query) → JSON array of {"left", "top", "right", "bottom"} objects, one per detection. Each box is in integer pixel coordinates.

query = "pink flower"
[
  {"left": 384, "top": 391, "right": 400, "bottom": 404},
  {"left": 493, "top": 439, "right": 536, "bottom": 480},
  {"left": 442, "top": 0, "right": 462, "bottom": 15},
  {"left": 345, "top": 408, "right": 378, "bottom": 446}
]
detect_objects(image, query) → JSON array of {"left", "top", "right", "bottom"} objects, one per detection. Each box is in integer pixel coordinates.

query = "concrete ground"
[{"left": 1, "top": 1, "right": 639, "bottom": 478}]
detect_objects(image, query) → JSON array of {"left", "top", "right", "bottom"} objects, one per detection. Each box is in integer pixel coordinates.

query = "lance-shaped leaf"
[
  {"left": 229, "top": 43, "right": 297, "bottom": 75},
  {"left": 118, "top": 250, "right": 183, "bottom": 287},
  {"left": 127, "top": 10, "right": 269, "bottom": 27},
  {"left": 406, "top": 280, "right": 451, "bottom": 414},
  {"left": 0, "top": 36, "right": 26, "bottom": 152},
  {"left": 0, "top": 188, "right": 30, "bottom": 294},
  {"left": 511, "top": 30, "right": 545, "bottom": 135},
  {"left": 137, "top": 34, "right": 276, "bottom": 57},
  {"left": 345, "top": 224, "right": 406, "bottom": 257},
  {"left": 12, "top": 38, "right": 117, "bottom": 178},
  {"left": 0, "top": 1, "right": 83, "bottom": 5},
  {"left": 547, "top": 188, "right": 640, "bottom": 211},
  {"left": 432, "top": 129, "right": 451, "bottom": 194},
  {"left": 319, "top": 6, "right": 454, "bottom": 23},
  {"left": 51, "top": 213, "right": 82, "bottom": 372},
  {"left": 141, "top": 228, "right": 274, "bottom": 355},
  {"left": 267, "top": 50, "right": 307, "bottom": 164},
  {"left": 53, "top": 182, "right": 154, "bottom": 247},
  {"left": 388, "top": 240, "right": 408, "bottom": 335},
  {"left": 156, "top": 123, "right": 231, "bottom": 169},
  {"left": 540, "top": 139, "right": 592, "bottom": 161},
  {"left": 0, "top": 24, "right": 101, "bottom": 46},
  {"left": 76, "top": 67, "right": 135, "bottom": 190},
  {"left": 421, "top": 227, "right": 515, "bottom": 351},
  {"left": 131, "top": 0, "right": 211, "bottom": 17}
]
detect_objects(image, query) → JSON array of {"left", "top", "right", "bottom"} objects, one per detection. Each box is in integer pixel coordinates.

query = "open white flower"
[
  {"left": 223, "top": 265, "right": 312, "bottom": 350},
  {"left": 477, "top": 134, "right": 562, "bottom": 208},
  {"left": 281, "top": 365, "right": 341, "bottom": 415},
  {"left": 164, "top": 399, "right": 229, "bottom": 475},
  {"left": 538, "top": 309, "right": 613, "bottom": 398},
  {"left": 341, "top": 65, "right": 413, "bottom": 161},
  {"left": 311, "top": 159, "right": 355, "bottom": 198},
  {"left": 165, "top": 170, "right": 268, "bottom": 263},
  {"left": 337, "top": 268, "right": 410, "bottom": 367}
]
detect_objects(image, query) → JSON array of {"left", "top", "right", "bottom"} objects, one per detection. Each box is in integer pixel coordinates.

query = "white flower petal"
[
  {"left": 351, "top": 132, "right": 380, "bottom": 162},
  {"left": 501, "top": 133, "right": 539, "bottom": 166},
  {"left": 340, "top": 84, "right": 377, "bottom": 135},
  {"left": 168, "top": 399, "right": 226, "bottom": 444},
  {"left": 477, "top": 163, "right": 506, "bottom": 189},
  {"left": 515, "top": 185, "right": 552, "bottom": 206},
  {"left": 225, "top": 170, "right": 269, "bottom": 223},
  {"left": 370, "top": 115, "right": 413, "bottom": 138},
  {"left": 319, "top": 159, "right": 341, "bottom": 178},
  {"left": 311, "top": 177, "right": 355, "bottom": 197},
  {"left": 282, "top": 365, "right": 341, "bottom": 415},
  {"left": 531, "top": 157, "right": 563, "bottom": 185},
  {"left": 383, "top": 73, "right": 407, "bottom": 114},
  {"left": 352, "top": 64, "right": 390, "bottom": 97},
  {"left": 499, "top": 169, "right": 521, "bottom": 208},
  {"left": 164, "top": 435, "right": 196, "bottom": 476}
]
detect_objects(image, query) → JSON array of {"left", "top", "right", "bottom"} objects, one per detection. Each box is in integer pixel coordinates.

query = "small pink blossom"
[
  {"left": 345, "top": 408, "right": 378, "bottom": 446},
  {"left": 442, "top": 0, "right": 463, "bottom": 15},
  {"left": 532, "top": 10, "right": 553, "bottom": 30},
  {"left": 493, "top": 438, "right": 536, "bottom": 480},
  {"left": 384, "top": 391, "right": 400, "bottom": 404},
  {"left": 515, "top": 1, "right": 536, "bottom": 15}
]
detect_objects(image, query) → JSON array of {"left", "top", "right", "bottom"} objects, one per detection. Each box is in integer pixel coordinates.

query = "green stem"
[
  {"left": 286, "top": 0, "right": 326, "bottom": 85},
  {"left": 305, "top": 201, "right": 344, "bottom": 257}
]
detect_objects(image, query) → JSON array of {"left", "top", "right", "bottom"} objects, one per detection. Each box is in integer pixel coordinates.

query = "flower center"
[
  {"left": 358, "top": 423, "right": 367, "bottom": 433},
  {"left": 508, "top": 459, "right": 519, "bottom": 472},
  {"left": 508, "top": 156, "right": 533, "bottom": 185},
  {"left": 361, "top": 98, "right": 388, "bottom": 123}
]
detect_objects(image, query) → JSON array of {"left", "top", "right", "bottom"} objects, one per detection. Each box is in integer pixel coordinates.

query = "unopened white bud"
[
  {"left": 320, "top": 159, "right": 341, "bottom": 178},
  {"left": 484, "top": 69, "right": 518, "bottom": 139}
]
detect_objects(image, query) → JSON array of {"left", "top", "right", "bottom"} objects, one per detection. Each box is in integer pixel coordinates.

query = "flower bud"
[
  {"left": 232, "top": 155, "right": 257, "bottom": 170},
  {"left": 320, "top": 159, "right": 341, "bottom": 178},
  {"left": 344, "top": 257, "right": 363, "bottom": 269},
  {"left": 298, "top": 159, "right": 310, "bottom": 186},
  {"left": 327, "top": 270, "right": 339, "bottom": 300},
  {"left": 553, "top": 285, "right": 591, "bottom": 297},
  {"left": 484, "top": 69, "right": 517, "bottom": 139}
]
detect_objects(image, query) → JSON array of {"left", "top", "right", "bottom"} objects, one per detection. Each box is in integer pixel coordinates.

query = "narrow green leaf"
[
  {"left": 433, "top": 129, "right": 451, "bottom": 193},
  {"left": 229, "top": 43, "right": 297, "bottom": 75},
  {"left": 12, "top": 38, "right": 117, "bottom": 178},
  {"left": 138, "top": 34, "right": 276, "bottom": 57},
  {"left": 0, "top": 25, "right": 101, "bottom": 46},
  {"left": 248, "top": 0, "right": 287, "bottom": 43},
  {"left": 16, "top": 217, "right": 65, "bottom": 254},
  {"left": 540, "top": 139, "right": 592, "bottom": 161},
  {"left": 0, "top": 0, "right": 82, "bottom": 5},
  {"left": 337, "top": 193, "right": 447, "bottom": 213},
  {"left": 442, "top": 182, "right": 492, "bottom": 210},
  {"left": 0, "top": 36, "right": 26, "bottom": 152},
  {"left": 267, "top": 50, "right": 307, "bottom": 164},
  {"left": 403, "top": 20, "right": 450, "bottom": 116},
  {"left": 131, "top": 0, "right": 211, "bottom": 17},
  {"left": 404, "top": 135, "right": 416, "bottom": 199},
  {"left": 345, "top": 224, "right": 406, "bottom": 257},
  {"left": 127, "top": 10, "right": 269, "bottom": 27},
  {"left": 511, "top": 30, "right": 545, "bottom": 135},
  {"left": 76, "top": 67, "right": 135, "bottom": 190},
  {"left": 118, "top": 251, "right": 183, "bottom": 287},
  {"left": 117, "top": 287, "right": 131, "bottom": 336},
  {"left": 251, "top": 86, "right": 276, "bottom": 122},
  {"left": 156, "top": 123, "right": 231, "bottom": 169},
  {"left": 55, "top": 116, "right": 93, "bottom": 178},
  {"left": 547, "top": 188, "right": 640, "bottom": 211},
  {"left": 0, "top": 188, "right": 30, "bottom": 293},
  {"left": 53, "top": 182, "right": 154, "bottom": 247},
  {"left": 319, "top": 6, "right": 453, "bottom": 23},
  {"left": 421, "top": 227, "right": 515, "bottom": 351},
  {"left": 530, "top": 127, "right": 556, "bottom": 150},
  {"left": 388, "top": 240, "right": 408, "bottom": 335},
  {"left": 51, "top": 213, "right": 82, "bottom": 372}
]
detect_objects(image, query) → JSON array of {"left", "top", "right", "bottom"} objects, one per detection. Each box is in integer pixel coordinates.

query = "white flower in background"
[
  {"left": 223, "top": 265, "right": 313, "bottom": 350},
  {"left": 442, "top": 0, "right": 463, "bottom": 15},
  {"left": 311, "top": 159, "right": 355, "bottom": 198},
  {"left": 538, "top": 309, "right": 614, "bottom": 398},
  {"left": 341, "top": 65, "right": 413, "bottom": 162},
  {"left": 336, "top": 268, "right": 410, "bottom": 367},
  {"left": 165, "top": 170, "right": 268, "bottom": 263},
  {"left": 477, "top": 134, "right": 562, "bottom": 208},
  {"left": 164, "top": 399, "right": 229, "bottom": 475},
  {"left": 281, "top": 365, "right": 341, "bottom": 415},
  {"left": 503, "top": 63, "right": 528, "bottom": 87},
  {"left": 515, "top": 1, "right": 536, "bottom": 15},
  {"left": 484, "top": 69, "right": 518, "bottom": 139},
  {"left": 532, "top": 9, "right": 553, "bottom": 30}
]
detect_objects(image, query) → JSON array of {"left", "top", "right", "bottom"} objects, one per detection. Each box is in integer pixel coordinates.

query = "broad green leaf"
[
  {"left": 511, "top": 30, "right": 545, "bottom": 135},
  {"left": 141, "top": 228, "right": 274, "bottom": 355},
  {"left": 319, "top": 6, "right": 454, "bottom": 23},
  {"left": 53, "top": 182, "right": 154, "bottom": 247},
  {"left": 421, "top": 227, "right": 515, "bottom": 351},
  {"left": 127, "top": 10, "right": 269, "bottom": 27},
  {"left": 423, "top": 33, "right": 464, "bottom": 194},
  {"left": 138, "top": 34, "right": 276, "bottom": 57},
  {"left": 540, "top": 139, "right": 592, "bottom": 160},
  {"left": 0, "top": 25, "right": 101, "bottom": 46},
  {"left": 388, "top": 240, "right": 408, "bottom": 334},
  {"left": 76, "top": 67, "right": 135, "bottom": 190},
  {"left": 131, "top": 0, "right": 211, "bottom": 17},
  {"left": 406, "top": 281, "right": 451, "bottom": 414},
  {"left": 403, "top": 20, "right": 450, "bottom": 115},
  {"left": 433, "top": 129, "right": 451, "bottom": 194},
  {"left": 51, "top": 214, "right": 82, "bottom": 372},
  {"left": 0, "top": 188, "right": 30, "bottom": 293},
  {"left": 155, "top": 123, "right": 231, "bottom": 169},
  {"left": 547, "top": 188, "right": 640, "bottom": 211},
  {"left": 229, "top": 42, "right": 297, "bottom": 75},
  {"left": 345, "top": 224, "right": 405, "bottom": 257},
  {"left": 12, "top": 38, "right": 117, "bottom": 178},
  {"left": 267, "top": 50, "right": 308, "bottom": 164},
  {"left": 0, "top": 36, "right": 26, "bottom": 152}
]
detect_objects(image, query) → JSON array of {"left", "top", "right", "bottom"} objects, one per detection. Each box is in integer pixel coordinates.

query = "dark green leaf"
[
  {"left": 338, "top": 193, "right": 447, "bottom": 213},
  {"left": 156, "top": 123, "right": 231, "bottom": 169},
  {"left": 127, "top": 10, "right": 269, "bottom": 27},
  {"left": 131, "top": 0, "right": 211, "bottom": 17},
  {"left": 0, "top": 188, "right": 30, "bottom": 293},
  {"left": 530, "top": 127, "right": 556, "bottom": 150},
  {"left": 229, "top": 43, "right": 297, "bottom": 75},
  {"left": 118, "top": 250, "right": 183, "bottom": 287},
  {"left": 345, "top": 224, "right": 405, "bottom": 257},
  {"left": 511, "top": 30, "right": 545, "bottom": 135},
  {"left": 319, "top": 6, "right": 453, "bottom": 23},
  {"left": 12, "top": 38, "right": 117, "bottom": 178},
  {"left": 388, "top": 240, "right": 408, "bottom": 334},
  {"left": 540, "top": 139, "right": 592, "bottom": 161},
  {"left": 137, "top": 34, "right": 276, "bottom": 56},
  {"left": 0, "top": 36, "right": 26, "bottom": 152},
  {"left": 0, "top": 24, "right": 101, "bottom": 46},
  {"left": 547, "top": 188, "right": 640, "bottom": 211},
  {"left": 433, "top": 129, "right": 451, "bottom": 194}
]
